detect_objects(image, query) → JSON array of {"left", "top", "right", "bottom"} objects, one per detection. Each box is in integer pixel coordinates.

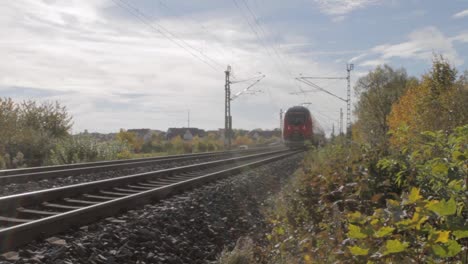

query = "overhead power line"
[
  {"left": 111, "top": 0, "right": 224, "bottom": 72},
  {"left": 242, "top": 0, "right": 307, "bottom": 95},
  {"left": 231, "top": 74, "right": 266, "bottom": 100},
  {"left": 153, "top": 0, "right": 232, "bottom": 62},
  {"left": 232, "top": 0, "right": 299, "bottom": 97},
  {"left": 293, "top": 64, "right": 354, "bottom": 133}
]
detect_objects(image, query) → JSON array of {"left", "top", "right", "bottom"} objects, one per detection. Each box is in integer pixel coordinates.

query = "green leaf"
[
  {"left": 426, "top": 198, "right": 457, "bottom": 216},
  {"left": 374, "top": 226, "right": 395, "bottom": 238},
  {"left": 405, "top": 187, "right": 422, "bottom": 204},
  {"left": 452, "top": 150, "right": 466, "bottom": 161},
  {"left": 348, "top": 211, "right": 365, "bottom": 224},
  {"left": 383, "top": 239, "right": 409, "bottom": 255},
  {"left": 432, "top": 240, "right": 462, "bottom": 257},
  {"left": 347, "top": 224, "right": 367, "bottom": 239},
  {"left": 276, "top": 226, "right": 285, "bottom": 235},
  {"left": 446, "top": 240, "right": 461, "bottom": 257},
  {"left": 453, "top": 230, "right": 468, "bottom": 240},
  {"left": 431, "top": 162, "right": 448, "bottom": 175},
  {"left": 447, "top": 180, "right": 464, "bottom": 192},
  {"left": 348, "top": 245, "right": 369, "bottom": 256}
]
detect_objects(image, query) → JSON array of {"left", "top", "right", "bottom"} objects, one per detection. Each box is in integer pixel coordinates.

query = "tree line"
[{"left": 0, "top": 98, "right": 280, "bottom": 169}]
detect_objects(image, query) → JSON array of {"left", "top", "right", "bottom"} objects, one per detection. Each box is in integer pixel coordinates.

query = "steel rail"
[
  {"left": 0, "top": 147, "right": 282, "bottom": 185},
  {"left": 0, "top": 149, "right": 300, "bottom": 253}
]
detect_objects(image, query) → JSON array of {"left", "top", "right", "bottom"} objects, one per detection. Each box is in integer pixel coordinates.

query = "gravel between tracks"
[
  {"left": 0, "top": 154, "right": 243, "bottom": 197},
  {"left": 0, "top": 153, "right": 303, "bottom": 264}
]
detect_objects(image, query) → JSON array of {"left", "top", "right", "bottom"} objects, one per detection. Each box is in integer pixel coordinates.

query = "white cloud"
[
  {"left": 451, "top": 32, "right": 468, "bottom": 43},
  {"left": 313, "top": 0, "right": 382, "bottom": 15},
  {"left": 352, "top": 27, "right": 466, "bottom": 67},
  {"left": 349, "top": 53, "right": 369, "bottom": 63},
  {"left": 453, "top": 9, "right": 468, "bottom": 19},
  {"left": 0, "top": 0, "right": 346, "bottom": 134},
  {"left": 360, "top": 59, "right": 388, "bottom": 67}
]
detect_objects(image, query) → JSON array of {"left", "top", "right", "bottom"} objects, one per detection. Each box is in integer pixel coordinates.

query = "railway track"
[
  {"left": 0, "top": 148, "right": 300, "bottom": 253},
  {"left": 0, "top": 147, "right": 278, "bottom": 185}
]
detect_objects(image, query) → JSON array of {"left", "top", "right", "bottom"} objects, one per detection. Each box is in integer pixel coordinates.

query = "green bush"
[
  {"left": 0, "top": 98, "right": 72, "bottom": 167},
  {"left": 47, "top": 136, "right": 132, "bottom": 165},
  {"left": 262, "top": 125, "right": 467, "bottom": 263}
]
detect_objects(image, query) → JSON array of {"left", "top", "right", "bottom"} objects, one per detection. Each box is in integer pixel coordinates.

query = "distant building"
[
  {"left": 76, "top": 131, "right": 116, "bottom": 142},
  {"left": 166, "top": 128, "right": 206, "bottom": 141},
  {"left": 127, "top": 129, "right": 152, "bottom": 142}
]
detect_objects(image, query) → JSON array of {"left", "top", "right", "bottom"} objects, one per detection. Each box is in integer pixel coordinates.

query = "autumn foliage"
[
  {"left": 388, "top": 56, "right": 468, "bottom": 149},
  {"left": 258, "top": 56, "right": 468, "bottom": 263}
]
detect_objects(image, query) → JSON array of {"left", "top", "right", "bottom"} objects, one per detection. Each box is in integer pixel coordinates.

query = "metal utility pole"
[
  {"left": 346, "top": 63, "right": 354, "bottom": 134},
  {"left": 339, "top": 108, "right": 343, "bottom": 135},
  {"left": 293, "top": 64, "right": 354, "bottom": 135},
  {"left": 225, "top": 65, "right": 232, "bottom": 149},
  {"left": 223, "top": 66, "right": 266, "bottom": 149}
]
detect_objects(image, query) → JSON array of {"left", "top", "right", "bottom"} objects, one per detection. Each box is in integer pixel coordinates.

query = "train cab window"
[{"left": 286, "top": 113, "right": 306, "bottom": 125}]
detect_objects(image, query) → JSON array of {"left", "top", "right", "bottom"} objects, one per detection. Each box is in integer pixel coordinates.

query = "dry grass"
[{"left": 218, "top": 237, "right": 255, "bottom": 264}]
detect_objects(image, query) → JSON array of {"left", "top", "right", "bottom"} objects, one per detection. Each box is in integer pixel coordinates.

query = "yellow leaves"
[
  {"left": 387, "top": 83, "right": 427, "bottom": 148},
  {"left": 348, "top": 245, "right": 369, "bottom": 256},
  {"left": 395, "top": 206, "right": 428, "bottom": 230},
  {"left": 411, "top": 207, "right": 429, "bottom": 230},
  {"left": 347, "top": 224, "right": 367, "bottom": 239},
  {"left": 383, "top": 239, "right": 409, "bottom": 255},
  {"left": 347, "top": 211, "right": 366, "bottom": 224},
  {"left": 403, "top": 187, "right": 422, "bottom": 204},
  {"left": 374, "top": 226, "right": 395, "bottom": 238},
  {"left": 435, "top": 231, "right": 450, "bottom": 243}
]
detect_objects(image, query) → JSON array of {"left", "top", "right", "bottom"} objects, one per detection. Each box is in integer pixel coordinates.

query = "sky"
[{"left": 1, "top": 0, "right": 467, "bottom": 135}]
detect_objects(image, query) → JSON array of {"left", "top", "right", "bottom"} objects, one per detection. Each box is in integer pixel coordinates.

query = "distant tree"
[
  {"left": 170, "top": 136, "right": 184, "bottom": 154},
  {"left": 0, "top": 98, "right": 72, "bottom": 167},
  {"left": 206, "top": 132, "right": 216, "bottom": 140},
  {"left": 234, "top": 135, "right": 253, "bottom": 146},
  {"left": 353, "top": 65, "right": 414, "bottom": 150},
  {"left": 116, "top": 129, "right": 143, "bottom": 153},
  {"left": 183, "top": 142, "right": 192, "bottom": 153},
  {"left": 388, "top": 56, "right": 468, "bottom": 149},
  {"left": 0, "top": 98, "right": 19, "bottom": 156}
]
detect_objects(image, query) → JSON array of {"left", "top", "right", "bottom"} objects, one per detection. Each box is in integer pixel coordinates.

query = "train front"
[{"left": 283, "top": 106, "right": 313, "bottom": 148}]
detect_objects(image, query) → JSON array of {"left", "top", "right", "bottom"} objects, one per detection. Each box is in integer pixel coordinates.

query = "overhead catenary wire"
[
  {"left": 111, "top": 0, "right": 224, "bottom": 72},
  {"left": 231, "top": 74, "right": 266, "bottom": 100},
  {"left": 240, "top": 0, "right": 304, "bottom": 94},
  {"left": 231, "top": 0, "right": 296, "bottom": 103},
  {"left": 234, "top": 0, "right": 300, "bottom": 93},
  {"left": 153, "top": 0, "right": 238, "bottom": 70}
]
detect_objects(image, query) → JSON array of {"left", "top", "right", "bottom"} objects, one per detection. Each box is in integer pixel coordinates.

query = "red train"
[{"left": 283, "top": 106, "right": 324, "bottom": 148}]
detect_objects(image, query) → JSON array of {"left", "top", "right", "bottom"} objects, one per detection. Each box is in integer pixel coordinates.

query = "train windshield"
[{"left": 286, "top": 112, "right": 306, "bottom": 126}]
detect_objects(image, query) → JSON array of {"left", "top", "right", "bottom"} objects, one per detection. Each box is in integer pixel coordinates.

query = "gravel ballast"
[{"left": 0, "top": 153, "right": 303, "bottom": 264}]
